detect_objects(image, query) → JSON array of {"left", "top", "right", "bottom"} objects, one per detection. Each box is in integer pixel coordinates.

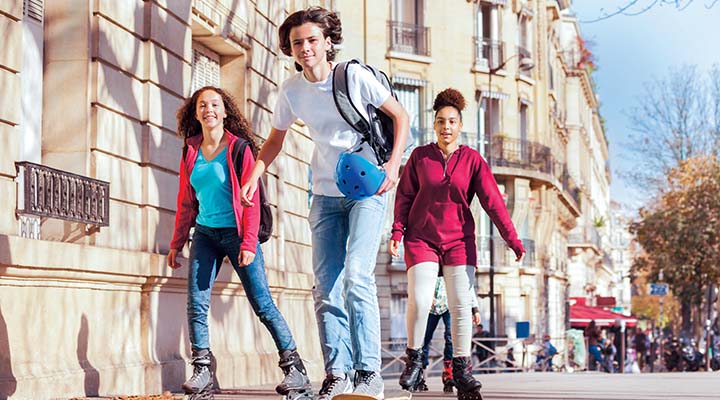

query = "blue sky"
[{"left": 570, "top": 0, "right": 719, "bottom": 212}]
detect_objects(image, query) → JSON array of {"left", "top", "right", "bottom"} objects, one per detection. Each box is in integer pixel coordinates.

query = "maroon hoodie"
[
  {"left": 170, "top": 132, "right": 260, "bottom": 253},
  {"left": 391, "top": 143, "right": 524, "bottom": 266}
]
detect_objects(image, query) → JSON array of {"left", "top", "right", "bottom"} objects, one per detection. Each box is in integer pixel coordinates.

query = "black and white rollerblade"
[
  {"left": 276, "top": 349, "right": 315, "bottom": 400},
  {"left": 182, "top": 349, "right": 214, "bottom": 400},
  {"left": 453, "top": 356, "right": 482, "bottom": 400},
  {"left": 399, "top": 348, "right": 425, "bottom": 392}
]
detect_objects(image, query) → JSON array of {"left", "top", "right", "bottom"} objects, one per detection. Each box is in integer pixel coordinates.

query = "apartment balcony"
[
  {"left": 478, "top": 236, "right": 535, "bottom": 269},
  {"left": 560, "top": 49, "right": 585, "bottom": 71},
  {"left": 473, "top": 37, "right": 504, "bottom": 70},
  {"left": 485, "top": 134, "right": 581, "bottom": 215},
  {"left": 559, "top": 167, "right": 582, "bottom": 210},
  {"left": 487, "top": 135, "right": 555, "bottom": 176},
  {"left": 388, "top": 21, "right": 431, "bottom": 58},
  {"left": 568, "top": 225, "right": 602, "bottom": 253}
]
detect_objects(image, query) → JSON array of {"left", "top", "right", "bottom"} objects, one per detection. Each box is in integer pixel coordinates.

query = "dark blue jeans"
[
  {"left": 187, "top": 224, "right": 296, "bottom": 352},
  {"left": 421, "top": 311, "right": 453, "bottom": 367}
]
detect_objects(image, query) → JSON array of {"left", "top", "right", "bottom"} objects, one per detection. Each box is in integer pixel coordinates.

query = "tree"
[
  {"left": 580, "top": 0, "right": 719, "bottom": 24},
  {"left": 624, "top": 64, "right": 719, "bottom": 190},
  {"left": 630, "top": 156, "right": 720, "bottom": 332}
]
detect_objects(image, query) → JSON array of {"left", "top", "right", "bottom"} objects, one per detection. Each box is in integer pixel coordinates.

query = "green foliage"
[{"left": 592, "top": 216, "right": 606, "bottom": 228}]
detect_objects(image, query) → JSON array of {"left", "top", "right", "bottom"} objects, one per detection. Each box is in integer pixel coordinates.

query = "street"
[{"left": 70, "top": 372, "right": 720, "bottom": 400}]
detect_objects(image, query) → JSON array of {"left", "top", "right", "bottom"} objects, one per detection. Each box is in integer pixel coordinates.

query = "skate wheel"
[{"left": 284, "top": 388, "right": 316, "bottom": 400}]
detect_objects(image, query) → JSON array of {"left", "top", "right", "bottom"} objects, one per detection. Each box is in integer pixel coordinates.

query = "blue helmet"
[{"left": 335, "top": 152, "right": 386, "bottom": 200}]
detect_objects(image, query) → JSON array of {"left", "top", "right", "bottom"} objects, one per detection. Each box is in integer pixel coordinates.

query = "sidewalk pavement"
[{"left": 68, "top": 371, "right": 720, "bottom": 400}]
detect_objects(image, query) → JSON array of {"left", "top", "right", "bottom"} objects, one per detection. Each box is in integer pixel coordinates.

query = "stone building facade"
[
  {"left": 0, "top": 0, "right": 614, "bottom": 398},
  {"left": 0, "top": 0, "right": 327, "bottom": 398}
]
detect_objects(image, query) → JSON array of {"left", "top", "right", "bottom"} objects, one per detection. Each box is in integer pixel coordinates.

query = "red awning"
[{"left": 569, "top": 301, "right": 637, "bottom": 328}]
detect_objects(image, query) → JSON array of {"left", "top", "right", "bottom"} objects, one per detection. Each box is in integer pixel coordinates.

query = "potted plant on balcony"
[{"left": 576, "top": 35, "right": 596, "bottom": 73}]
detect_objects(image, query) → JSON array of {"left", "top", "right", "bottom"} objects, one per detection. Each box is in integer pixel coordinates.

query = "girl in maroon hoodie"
[{"left": 390, "top": 88, "right": 525, "bottom": 399}]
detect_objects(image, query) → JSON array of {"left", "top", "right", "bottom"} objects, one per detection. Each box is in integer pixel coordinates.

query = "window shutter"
[
  {"left": 23, "top": 0, "right": 43, "bottom": 23},
  {"left": 191, "top": 44, "right": 221, "bottom": 94}
]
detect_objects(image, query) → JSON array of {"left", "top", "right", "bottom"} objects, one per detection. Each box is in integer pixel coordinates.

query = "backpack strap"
[
  {"left": 332, "top": 59, "right": 371, "bottom": 142},
  {"left": 231, "top": 139, "right": 268, "bottom": 205}
]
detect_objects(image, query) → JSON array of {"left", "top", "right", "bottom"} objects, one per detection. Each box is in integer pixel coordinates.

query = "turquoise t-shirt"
[{"left": 190, "top": 147, "right": 237, "bottom": 228}]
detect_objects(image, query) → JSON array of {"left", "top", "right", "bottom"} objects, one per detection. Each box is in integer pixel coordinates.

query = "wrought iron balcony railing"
[
  {"left": 485, "top": 134, "right": 581, "bottom": 210},
  {"left": 16, "top": 162, "right": 110, "bottom": 227},
  {"left": 560, "top": 167, "right": 582, "bottom": 209},
  {"left": 474, "top": 37, "right": 504, "bottom": 70},
  {"left": 486, "top": 135, "right": 555, "bottom": 176},
  {"left": 388, "top": 21, "right": 431, "bottom": 56},
  {"left": 568, "top": 225, "right": 601, "bottom": 249}
]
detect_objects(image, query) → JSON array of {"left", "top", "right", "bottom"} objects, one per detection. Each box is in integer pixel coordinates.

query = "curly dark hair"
[
  {"left": 176, "top": 86, "right": 258, "bottom": 155},
  {"left": 278, "top": 6, "right": 343, "bottom": 71},
  {"left": 433, "top": 88, "right": 466, "bottom": 121}
]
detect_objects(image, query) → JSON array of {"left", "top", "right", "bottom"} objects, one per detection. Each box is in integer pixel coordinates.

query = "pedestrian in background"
[
  {"left": 585, "top": 320, "right": 603, "bottom": 370},
  {"left": 632, "top": 327, "right": 649, "bottom": 371},
  {"left": 391, "top": 88, "right": 525, "bottom": 399}
]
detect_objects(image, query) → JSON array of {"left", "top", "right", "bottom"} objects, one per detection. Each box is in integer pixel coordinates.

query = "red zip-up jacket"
[
  {"left": 170, "top": 132, "right": 260, "bottom": 253},
  {"left": 391, "top": 143, "right": 524, "bottom": 260}
]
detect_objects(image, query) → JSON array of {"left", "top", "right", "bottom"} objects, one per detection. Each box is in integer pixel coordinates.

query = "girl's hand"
[
  {"left": 167, "top": 249, "right": 182, "bottom": 269},
  {"left": 238, "top": 250, "right": 255, "bottom": 267},
  {"left": 388, "top": 239, "right": 400, "bottom": 257}
]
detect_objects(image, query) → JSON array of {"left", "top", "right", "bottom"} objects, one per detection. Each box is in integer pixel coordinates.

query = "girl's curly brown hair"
[
  {"left": 433, "top": 88, "right": 466, "bottom": 121},
  {"left": 176, "top": 86, "right": 259, "bottom": 155},
  {"left": 278, "top": 6, "right": 343, "bottom": 72}
]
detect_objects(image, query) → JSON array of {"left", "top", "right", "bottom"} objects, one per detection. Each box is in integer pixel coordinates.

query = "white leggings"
[{"left": 406, "top": 262, "right": 475, "bottom": 357}]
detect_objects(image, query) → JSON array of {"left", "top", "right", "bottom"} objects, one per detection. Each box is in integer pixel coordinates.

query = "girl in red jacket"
[
  {"left": 390, "top": 88, "right": 525, "bottom": 399},
  {"left": 168, "top": 86, "right": 312, "bottom": 399}
]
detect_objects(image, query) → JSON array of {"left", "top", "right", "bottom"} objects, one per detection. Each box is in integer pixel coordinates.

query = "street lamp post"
[{"left": 485, "top": 50, "right": 534, "bottom": 340}]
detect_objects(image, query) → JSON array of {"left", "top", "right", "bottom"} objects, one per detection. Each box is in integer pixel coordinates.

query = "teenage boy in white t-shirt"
[{"left": 239, "top": 6, "right": 409, "bottom": 400}]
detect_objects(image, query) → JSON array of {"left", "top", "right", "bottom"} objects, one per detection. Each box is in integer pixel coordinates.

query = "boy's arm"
[
  {"left": 376, "top": 96, "right": 409, "bottom": 194},
  {"left": 240, "top": 128, "right": 287, "bottom": 207}
]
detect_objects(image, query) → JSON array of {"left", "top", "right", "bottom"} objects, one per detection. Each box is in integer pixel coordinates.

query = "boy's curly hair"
[
  {"left": 278, "top": 7, "right": 343, "bottom": 71},
  {"left": 176, "top": 86, "right": 258, "bottom": 155},
  {"left": 433, "top": 88, "right": 466, "bottom": 120}
]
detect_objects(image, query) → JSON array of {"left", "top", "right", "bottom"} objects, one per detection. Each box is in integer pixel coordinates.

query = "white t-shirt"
[{"left": 272, "top": 63, "right": 391, "bottom": 196}]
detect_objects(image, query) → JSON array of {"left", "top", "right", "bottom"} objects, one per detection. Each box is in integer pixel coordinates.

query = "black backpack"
[
  {"left": 332, "top": 59, "right": 397, "bottom": 165},
  {"left": 182, "top": 139, "right": 273, "bottom": 244},
  {"left": 232, "top": 140, "right": 273, "bottom": 244}
]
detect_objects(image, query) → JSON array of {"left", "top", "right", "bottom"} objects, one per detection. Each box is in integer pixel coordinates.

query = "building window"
[
  {"left": 481, "top": 97, "right": 501, "bottom": 141},
  {"left": 518, "top": 14, "right": 533, "bottom": 77},
  {"left": 21, "top": 0, "right": 44, "bottom": 163},
  {"left": 394, "top": 83, "right": 425, "bottom": 148},
  {"left": 191, "top": 44, "right": 221, "bottom": 93},
  {"left": 519, "top": 101, "right": 529, "bottom": 142},
  {"left": 475, "top": 1, "right": 503, "bottom": 69},
  {"left": 389, "top": 0, "right": 430, "bottom": 56}
]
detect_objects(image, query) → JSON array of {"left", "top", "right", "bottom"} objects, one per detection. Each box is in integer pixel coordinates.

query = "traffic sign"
[{"left": 649, "top": 283, "right": 669, "bottom": 296}]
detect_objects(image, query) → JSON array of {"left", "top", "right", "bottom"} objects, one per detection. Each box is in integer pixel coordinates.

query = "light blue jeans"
[
  {"left": 309, "top": 194, "right": 387, "bottom": 375},
  {"left": 187, "top": 224, "right": 296, "bottom": 352}
]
